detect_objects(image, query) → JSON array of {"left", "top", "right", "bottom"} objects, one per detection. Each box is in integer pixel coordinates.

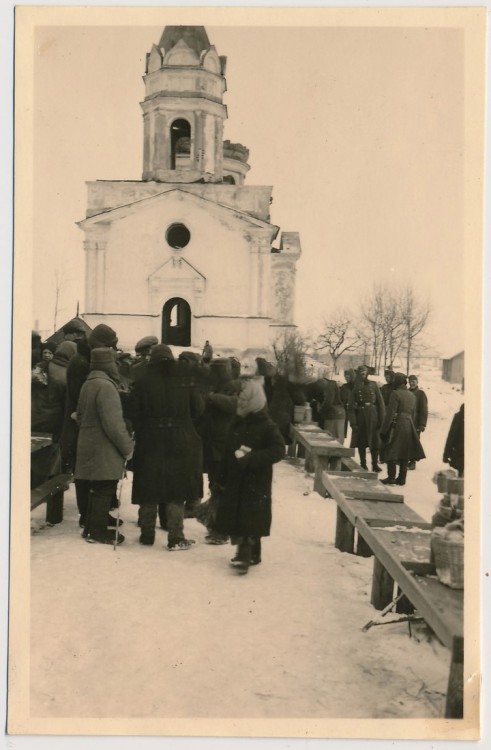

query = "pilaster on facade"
[{"left": 83, "top": 223, "right": 110, "bottom": 313}]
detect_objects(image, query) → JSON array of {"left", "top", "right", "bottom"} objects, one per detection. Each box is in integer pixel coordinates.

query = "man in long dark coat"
[
  {"left": 347, "top": 365, "right": 385, "bottom": 472},
  {"left": 443, "top": 403, "right": 464, "bottom": 477},
  {"left": 129, "top": 345, "right": 204, "bottom": 550},
  {"left": 407, "top": 374, "right": 429, "bottom": 470},
  {"left": 380, "top": 372, "right": 425, "bottom": 486}
]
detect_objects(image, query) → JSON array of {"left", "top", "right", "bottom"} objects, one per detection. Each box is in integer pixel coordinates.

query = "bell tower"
[{"left": 141, "top": 26, "right": 228, "bottom": 183}]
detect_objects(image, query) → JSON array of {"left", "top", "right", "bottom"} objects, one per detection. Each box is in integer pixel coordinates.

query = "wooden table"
[
  {"left": 357, "top": 517, "right": 464, "bottom": 719},
  {"left": 289, "top": 423, "right": 354, "bottom": 493}
]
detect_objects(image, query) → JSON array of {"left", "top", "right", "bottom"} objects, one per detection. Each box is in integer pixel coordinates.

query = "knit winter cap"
[
  {"left": 237, "top": 378, "right": 267, "bottom": 417},
  {"left": 393, "top": 372, "right": 408, "bottom": 388},
  {"left": 149, "top": 344, "right": 174, "bottom": 363},
  {"left": 90, "top": 347, "right": 120, "bottom": 382},
  {"left": 88, "top": 324, "right": 118, "bottom": 349},
  {"left": 41, "top": 341, "right": 57, "bottom": 354},
  {"left": 54, "top": 340, "right": 77, "bottom": 362},
  {"left": 135, "top": 335, "right": 159, "bottom": 353}
]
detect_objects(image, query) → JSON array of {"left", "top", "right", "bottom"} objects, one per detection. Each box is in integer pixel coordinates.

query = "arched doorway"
[{"left": 162, "top": 297, "right": 191, "bottom": 346}]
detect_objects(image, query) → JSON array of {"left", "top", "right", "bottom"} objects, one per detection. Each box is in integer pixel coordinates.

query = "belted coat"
[
  {"left": 380, "top": 386, "right": 425, "bottom": 463},
  {"left": 348, "top": 379, "right": 385, "bottom": 451},
  {"left": 129, "top": 360, "right": 204, "bottom": 505}
]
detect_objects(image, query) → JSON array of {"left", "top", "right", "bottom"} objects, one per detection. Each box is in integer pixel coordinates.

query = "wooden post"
[
  {"left": 445, "top": 638, "right": 464, "bottom": 719},
  {"left": 371, "top": 558, "right": 395, "bottom": 610},
  {"left": 314, "top": 456, "right": 329, "bottom": 495},
  {"left": 328, "top": 456, "right": 342, "bottom": 471},
  {"left": 46, "top": 489, "right": 64, "bottom": 525},
  {"left": 356, "top": 532, "right": 373, "bottom": 558},
  {"left": 335, "top": 508, "right": 355, "bottom": 553}
]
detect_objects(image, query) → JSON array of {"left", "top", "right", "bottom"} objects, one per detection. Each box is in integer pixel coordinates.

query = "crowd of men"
[{"left": 30, "top": 319, "right": 464, "bottom": 571}]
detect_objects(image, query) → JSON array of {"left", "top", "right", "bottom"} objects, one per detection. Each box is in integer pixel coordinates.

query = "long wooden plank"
[
  {"left": 30, "top": 474, "right": 72, "bottom": 511},
  {"left": 290, "top": 425, "right": 355, "bottom": 458},
  {"left": 323, "top": 471, "right": 404, "bottom": 504},
  {"left": 327, "top": 469, "right": 378, "bottom": 479},
  {"left": 357, "top": 517, "right": 463, "bottom": 649},
  {"left": 329, "top": 491, "right": 423, "bottom": 527}
]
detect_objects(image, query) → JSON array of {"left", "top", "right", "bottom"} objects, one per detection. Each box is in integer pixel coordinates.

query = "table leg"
[
  {"left": 445, "top": 638, "right": 464, "bottom": 719},
  {"left": 371, "top": 558, "right": 395, "bottom": 610},
  {"left": 335, "top": 507, "right": 355, "bottom": 553},
  {"left": 356, "top": 533, "right": 372, "bottom": 558},
  {"left": 46, "top": 489, "right": 64, "bottom": 525}
]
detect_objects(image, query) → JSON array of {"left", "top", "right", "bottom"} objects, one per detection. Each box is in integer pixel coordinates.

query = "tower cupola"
[{"left": 141, "top": 25, "right": 229, "bottom": 183}]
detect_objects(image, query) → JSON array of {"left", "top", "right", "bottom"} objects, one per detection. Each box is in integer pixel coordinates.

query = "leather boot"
[
  {"left": 396, "top": 462, "right": 408, "bottom": 486},
  {"left": 381, "top": 461, "right": 397, "bottom": 485},
  {"left": 85, "top": 486, "right": 124, "bottom": 544},
  {"left": 371, "top": 450, "right": 382, "bottom": 473},
  {"left": 358, "top": 448, "right": 368, "bottom": 471}
]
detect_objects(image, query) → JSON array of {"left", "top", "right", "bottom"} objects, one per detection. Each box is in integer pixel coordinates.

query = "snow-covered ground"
[{"left": 28, "top": 367, "right": 464, "bottom": 724}]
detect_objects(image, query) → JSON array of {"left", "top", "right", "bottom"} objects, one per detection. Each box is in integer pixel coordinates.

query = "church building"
[{"left": 78, "top": 26, "right": 302, "bottom": 355}]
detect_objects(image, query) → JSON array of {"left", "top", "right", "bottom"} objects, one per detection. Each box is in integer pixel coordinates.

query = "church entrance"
[{"left": 162, "top": 297, "right": 191, "bottom": 346}]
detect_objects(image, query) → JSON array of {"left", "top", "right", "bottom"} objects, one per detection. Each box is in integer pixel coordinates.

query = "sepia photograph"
[{"left": 7, "top": 4, "right": 486, "bottom": 743}]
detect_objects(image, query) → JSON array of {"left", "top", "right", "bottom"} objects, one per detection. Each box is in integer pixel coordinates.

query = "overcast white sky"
[{"left": 28, "top": 17, "right": 473, "bottom": 355}]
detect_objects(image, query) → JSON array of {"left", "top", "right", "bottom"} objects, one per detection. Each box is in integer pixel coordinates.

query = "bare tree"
[
  {"left": 272, "top": 330, "right": 309, "bottom": 381},
  {"left": 52, "top": 268, "right": 75, "bottom": 333},
  {"left": 398, "top": 287, "right": 431, "bottom": 374},
  {"left": 315, "top": 309, "right": 359, "bottom": 374}
]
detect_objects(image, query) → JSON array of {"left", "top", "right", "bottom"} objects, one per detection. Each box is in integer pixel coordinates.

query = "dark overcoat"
[
  {"left": 443, "top": 405, "right": 464, "bottom": 475},
  {"left": 348, "top": 379, "right": 385, "bottom": 450},
  {"left": 214, "top": 409, "right": 285, "bottom": 538},
  {"left": 380, "top": 387, "right": 426, "bottom": 462},
  {"left": 130, "top": 361, "right": 204, "bottom": 505},
  {"left": 199, "top": 377, "right": 240, "bottom": 469},
  {"left": 268, "top": 376, "right": 294, "bottom": 442},
  {"left": 410, "top": 387, "right": 429, "bottom": 431}
]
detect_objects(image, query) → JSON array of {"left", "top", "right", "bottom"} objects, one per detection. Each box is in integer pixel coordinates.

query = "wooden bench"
[
  {"left": 321, "top": 467, "right": 464, "bottom": 718},
  {"left": 31, "top": 433, "right": 71, "bottom": 524},
  {"left": 289, "top": 423, "right": 354, "bottom": 494},
  {"left": 31, "top": 473, "right": 73, "bottom": 524}
]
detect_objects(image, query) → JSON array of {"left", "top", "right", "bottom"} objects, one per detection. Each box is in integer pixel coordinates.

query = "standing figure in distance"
[
  {"left": 407, "top": 374, "right": 428, "bottom": 470},
  {"left": 380, "top": 372, "right": 425, "bottom": 486},
  {"left": 347, "top": 365, "right": 385, "bottom": 472},
  {"left": 201, "top": 339, "right": 213, "bottom": 365},
  {"left": 380, "top": 369, "right": 395, "bottom": 407}
]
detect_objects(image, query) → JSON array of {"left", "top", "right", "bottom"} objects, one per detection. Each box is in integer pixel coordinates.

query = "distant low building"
[{"left": 441, "top": 350, "right": 464, "bottom": 387}]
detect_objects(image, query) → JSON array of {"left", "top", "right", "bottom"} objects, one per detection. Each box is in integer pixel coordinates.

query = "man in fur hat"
[{"left": 75, "top": 347, "right": 134, "bottom": 545}]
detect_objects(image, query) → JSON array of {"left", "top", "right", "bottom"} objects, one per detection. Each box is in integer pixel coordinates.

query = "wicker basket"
[{"left": 431, "top": 526, "right": 464, "bottom": 589}]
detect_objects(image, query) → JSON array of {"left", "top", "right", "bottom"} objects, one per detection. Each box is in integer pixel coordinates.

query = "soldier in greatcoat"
[
  {"left": 347, "top": 365, "right": 385, "bottom": 472},
  {"left": 380, "top": 372, "right": 425, "bottom": 486},
  {"left": 407, "top": 374, "right": 429, "bottom": 470}
]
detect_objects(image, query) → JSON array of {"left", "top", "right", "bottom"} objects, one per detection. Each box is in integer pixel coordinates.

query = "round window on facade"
[{"left": 166, "top": 223, "right": 190, "bottom": 250}]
